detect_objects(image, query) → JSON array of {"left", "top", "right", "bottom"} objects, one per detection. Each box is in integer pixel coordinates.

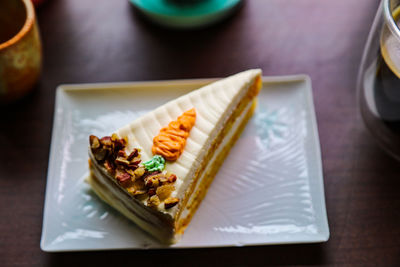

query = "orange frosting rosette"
[{"left": 152, "top": 108, "right": 196, "bottom": 161}]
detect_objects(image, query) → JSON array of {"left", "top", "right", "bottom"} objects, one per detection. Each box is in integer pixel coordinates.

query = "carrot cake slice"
[{"left": 87, "top": 69, "right": 262, "bottom": 244}]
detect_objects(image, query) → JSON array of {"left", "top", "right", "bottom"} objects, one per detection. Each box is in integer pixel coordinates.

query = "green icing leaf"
[{"left": 143, "top": 155, "right": 165, "bottom": 172}]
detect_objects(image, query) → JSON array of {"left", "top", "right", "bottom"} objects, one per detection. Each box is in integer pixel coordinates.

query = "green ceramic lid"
[{"left": 130, "top": 0, "right": 242, "bottom": 29}]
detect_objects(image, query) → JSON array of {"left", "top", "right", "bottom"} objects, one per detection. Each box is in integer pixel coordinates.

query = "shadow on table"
[
  {"left": 124, "top": 1, "right": 255, "bottom": 78},
  {"left": 320, "top": 124, "right": 400, "bottom": 264},
  {"left": 128, "top": 0, "right": 244, "bottom": 32},
  {"left": 46, "top": 243, "right": 326, "bottom": 266},
  {"left": 0, "top": 81, "right": 53, "bottom": 181}
]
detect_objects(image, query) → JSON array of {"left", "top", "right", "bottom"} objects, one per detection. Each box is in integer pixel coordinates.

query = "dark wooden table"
[{"left": 2, "top": 0, "right": 400, "bottom": 265}]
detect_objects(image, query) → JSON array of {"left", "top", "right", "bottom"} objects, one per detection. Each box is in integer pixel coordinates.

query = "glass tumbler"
[{"left": 358, "top": 0, "right": 400, "bottom": 160}]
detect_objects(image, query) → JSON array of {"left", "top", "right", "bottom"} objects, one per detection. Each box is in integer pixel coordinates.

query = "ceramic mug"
[{"left": 0, "top": 0, "right": 42, "bottom": 103}]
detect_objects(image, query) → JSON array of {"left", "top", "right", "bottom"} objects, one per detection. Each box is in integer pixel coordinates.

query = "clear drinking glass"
[{"left": 357, "top": 0, "right": 400, "bottom": 160}]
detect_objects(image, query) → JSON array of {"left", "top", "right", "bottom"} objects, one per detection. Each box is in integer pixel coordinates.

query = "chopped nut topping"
[
  {"left": 148, "top": 195, "right": 160, "bottom": 208},
  {"left": 115, "top": 157, "right": 130, "bottom": 167},
  {"left": 126, "top": 169, "right": 136, "bottom": 179},
  {"left": 133, "top": 179, "right": 145, "bottom": 191},
  {"left": 164, "top": 197, "right": 179, "bottom": 209},
  {"left": 148, "top": 188, "right": 156, "bottom": 196},
  {"left": 100, "top": 136, "right": 112, "bottom": 147},
  {"left": 93, "top": 148, "right": 108, "bottom": 161},
  {"left": 168, "top": 174, "right": 177, "bottom": 183},
  {"left": 90, "top": 135, "right": 101, "bottom": 149},
  {"left": 145, "top": 174, "right": 160, "bottom": 188},
  {"left": 104, "top": 160, "right": 116, "bottom": 173},
  {"left": 114, "top": 140, "right": 126, "bottom": 151},
  {"left": 127, "top": 149, "right": 138, "bottom": 161},
  {"left": 159, "top": 176, "right": 168, "bottom": 184},
  {"left": 156, "top": 184, "right": 175, "bottom": 201},
  {"left": 128, "top": 161, "right": 140, "bottom": 169},
  {"left": 117, "top": 150, "right": 127, "bottom": 158},
  {"left": 133, "top": 166, "right": 145, "bottom": 177},
  {"left": 111, "top": 133, "right": 119, "bottom": 141},
  {"left": 90, "top": 134, "right": 180, "bottom": 210},
  {"left": 134, "top": 189, "right": 147, "bottom": 196},
  {"left": 116, "top": 171, "right": 131, "bottom": 186},
  {"left": 127, "top": 187, "right": 147, "bottom": 196}
]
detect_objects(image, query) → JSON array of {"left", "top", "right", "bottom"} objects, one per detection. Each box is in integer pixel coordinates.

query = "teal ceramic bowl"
[{"left": 130, "top": 0, "right": 242, "bottom": 29}]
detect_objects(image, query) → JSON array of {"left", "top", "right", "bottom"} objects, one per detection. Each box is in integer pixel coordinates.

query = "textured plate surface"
[{"left": 41, "top": 75, "right": 329, "bottom": 251}]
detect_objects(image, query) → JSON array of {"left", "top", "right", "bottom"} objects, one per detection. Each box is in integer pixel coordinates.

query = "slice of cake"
[{"left": 87, "top": 69, "right": 262, "bottom": 244}]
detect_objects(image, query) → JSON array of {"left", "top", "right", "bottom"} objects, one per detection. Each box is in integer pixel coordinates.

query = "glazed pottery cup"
[{"left": 0, "top": 0, "right": 42, "bottom": 103}]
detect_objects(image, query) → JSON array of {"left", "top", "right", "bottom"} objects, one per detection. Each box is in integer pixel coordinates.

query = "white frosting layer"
[{"left": 115, "top": 69, "right": 262, "bottom": 215}]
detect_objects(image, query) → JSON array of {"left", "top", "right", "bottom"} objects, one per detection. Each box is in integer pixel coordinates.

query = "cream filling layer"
[
  {"left": 177, "top": 100, "right": 254, "bottom": 224},
  {"left": 170, "top": 80, "right": 253, "bottom": 212}
]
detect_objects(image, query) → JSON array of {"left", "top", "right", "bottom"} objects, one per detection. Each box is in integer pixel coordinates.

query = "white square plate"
[{"left": 41, "top": 75, "right": 329, "bottom": 251}]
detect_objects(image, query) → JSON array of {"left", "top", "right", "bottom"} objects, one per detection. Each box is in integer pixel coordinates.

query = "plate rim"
[{"left": 40, "top": 74, "right": 329, "bottom": 252}]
